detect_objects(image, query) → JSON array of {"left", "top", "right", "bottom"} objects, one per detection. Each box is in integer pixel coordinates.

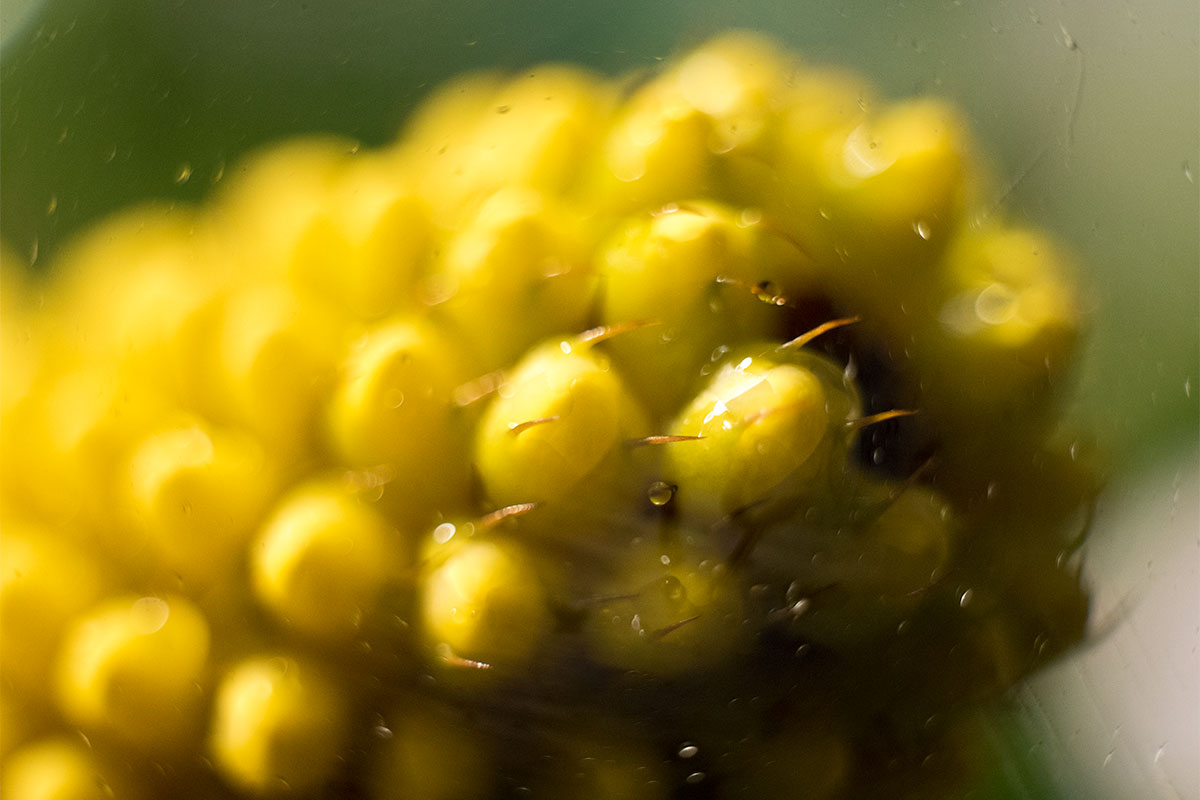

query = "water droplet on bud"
[
  {"left": 737, "top": 207, "right": 763, "bottom": 227},
  {"left": 647, "top": 481, "right": 676, "bottom": 506},
  {"left": 132, "top": 596, "right": 171, "bottom": 634}
]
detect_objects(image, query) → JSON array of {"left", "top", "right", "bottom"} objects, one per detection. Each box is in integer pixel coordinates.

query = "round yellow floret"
[
  {"left": 8, "top": 360, "right": 171, "bottom": 548},
  {"left": 325, "top": 317, "right": 472, "bottom": 528},
  {"left": 429, "top": 185, "right": 597, "bottom": 372},
  {"left": 290, "top": 154, "right": 433, "bottom": 322},
  {"left": 405, "top": 65, "right": 615, "bottom": 225},
  {"left": 1, "top": 737, "right": 140, "bottom": 800},
  {"left": 252, "top": 481, "right": 403, "bottom": 642},
  {"left": 209, "top": 655, "right": 350, "bottom": 796},
  {"left": 126, "top": 419, "right": 278, "bottom": 587},
  {"left": 201, "top": 281, "right": 345, "bottom": 459},
  {"left": 597, "top": 202, "right": 803, "bottom": 420},
  {"left": 211, "top": 136, "right": 359, "bottom": 287},
  {"left": 0, "top": 520, "right": 108, "bottom": 696},
  {"left": 419, "top": 539, "right": 551, "bottom": 670},
  {"left": 820, "top": 99, "right": 975, "bottom": 246},
  {"left": 473, "top": 337, "right": 650, "bottom": 515},
  {"left": 55, "top": 594, "right": 209, "bottom": 754},
  {"left": 599, "top": 78, "right": 714, "bottom": 213}
]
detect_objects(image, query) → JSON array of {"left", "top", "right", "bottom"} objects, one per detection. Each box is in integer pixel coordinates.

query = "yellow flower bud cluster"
[{"left": 1, "top": 31, "right": 1095, "bottom": 800}]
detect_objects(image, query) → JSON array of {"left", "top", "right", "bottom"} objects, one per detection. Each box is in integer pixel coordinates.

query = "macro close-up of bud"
[{"left": 1, "top": 3, "right": 1196, "bottom": 800}]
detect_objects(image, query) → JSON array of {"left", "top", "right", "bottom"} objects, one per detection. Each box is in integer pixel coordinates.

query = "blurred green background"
[{"left": 2, "top": 1, "right": 1196, "bottom": 797}]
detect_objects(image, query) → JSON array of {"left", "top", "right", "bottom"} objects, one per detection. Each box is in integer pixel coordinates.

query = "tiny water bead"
[
  {"left": 432, "top": 521, "right": 458, "bottom": 544},
  {"left": 647, "top": 481, "right": 677, "bottom": 506},
  {"left": 130, "top": 596, "right": 171, "bottom": 635},
  {"left": 0, "top": 29, "right": 1095, "bottom": 800}
]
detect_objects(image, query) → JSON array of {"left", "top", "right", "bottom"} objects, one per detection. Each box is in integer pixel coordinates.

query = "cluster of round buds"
[{"left": 0, "top": 31, "right": 1095, "bottom": 800}]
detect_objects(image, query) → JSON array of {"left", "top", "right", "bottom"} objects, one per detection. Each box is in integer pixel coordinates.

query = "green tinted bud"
[
  {"left": 535, "top": 727, "right": 669, "bottom": 800},
  {"left": 663, "top": 344, "right": 859, "bottom": 524},
  {"left": 768, "top": 485, "right": 956, "bottom": 649},
  {"left": 587, "top": 542, "right": 746, "bottom": 676},
  {"left": 918, "top": 226, "right": 1080, "bottom": 429},
  {"left": 718, "top": 718, "right": 850, "bottom": 800},
  {"left": 369, "top": 698, "right": 493, "bottom": 800}
]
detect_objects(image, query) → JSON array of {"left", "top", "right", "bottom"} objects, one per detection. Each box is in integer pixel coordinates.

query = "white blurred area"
[{"left": 1012, "top": 446, "right": 1199, "bottom": 800}]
